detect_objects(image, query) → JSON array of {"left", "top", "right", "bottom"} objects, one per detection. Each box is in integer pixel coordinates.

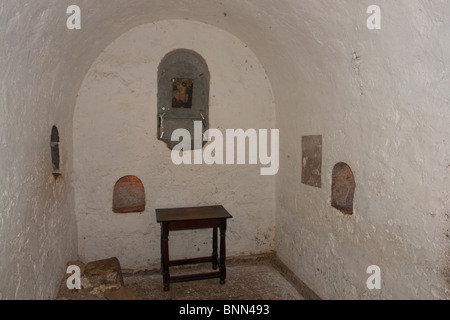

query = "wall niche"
[
  {"left": 113, "top": 176, "right": 146, "bottom": 213},
  {"left": 50, "top": 125, "right": 61, "bottom": 178},
  {"left": 157, "top": 49, "right": 210, "bottom": 150},
  {"left": 331, "top": 162, "right": 355, "bottom": 215}
]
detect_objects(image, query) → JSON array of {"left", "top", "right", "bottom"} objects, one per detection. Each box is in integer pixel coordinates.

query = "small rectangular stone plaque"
[{"left": 301, "top": 135, "right": 322, "bottom": 188}]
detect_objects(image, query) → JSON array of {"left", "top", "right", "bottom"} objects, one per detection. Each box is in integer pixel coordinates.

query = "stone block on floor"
[
  {"left": 84, "top": 257, "right": 125, "bottom": 286},
  {"left": 57, "top": 257, "right": 136, "bottom": 300}
]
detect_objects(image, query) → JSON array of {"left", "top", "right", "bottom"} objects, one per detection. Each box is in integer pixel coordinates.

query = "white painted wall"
[
  {"left": 273, "top": 0, "right": 450, "bottom": 300},
  {"left": 73, "top": 20, "right": 276, "bottom": 269},
  {"left": 1, "top": 0, "right": 448, "bottom": 300},
  {"left": 0, "top": 1, "right": 80, "bottom": 299}
]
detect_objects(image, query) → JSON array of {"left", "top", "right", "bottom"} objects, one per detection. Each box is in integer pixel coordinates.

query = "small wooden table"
[{"left": 155, "top": 205, "right": 233, "bottom": 291}]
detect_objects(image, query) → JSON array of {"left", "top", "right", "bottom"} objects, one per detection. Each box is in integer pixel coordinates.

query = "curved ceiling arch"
[{"left": 61, "top": 0, "right": 308, "bottom": 122}]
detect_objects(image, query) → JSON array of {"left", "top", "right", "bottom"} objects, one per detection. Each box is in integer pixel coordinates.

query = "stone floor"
[
  {"left": 124, "top": 261, "right": 302, "bottom": 300},
  {"left": 122, "top": 254, "right": 320, "bottom": 300},
  {"left": 57, "top": 254, "right": 320, "bottom": 300}
]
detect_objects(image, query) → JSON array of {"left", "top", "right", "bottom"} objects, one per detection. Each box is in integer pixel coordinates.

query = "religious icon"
[{"left": 172, "top": 78, "right": 193, "bottom": 108}]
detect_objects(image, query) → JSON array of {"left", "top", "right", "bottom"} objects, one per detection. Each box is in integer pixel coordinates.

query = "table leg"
[
  {"left": 219, "top": 222, "right": 227, "bottom": 284},
  {"left": 161, "top": 223, "right": 170, "bottom": 291},
  {"left": 212, "top": 227, "right": 218, "bottom": 270}
]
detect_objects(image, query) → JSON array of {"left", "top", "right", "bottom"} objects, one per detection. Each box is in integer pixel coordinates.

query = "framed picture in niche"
[{"left": 172, "top": 78, "right": 193, "bottom": 109}]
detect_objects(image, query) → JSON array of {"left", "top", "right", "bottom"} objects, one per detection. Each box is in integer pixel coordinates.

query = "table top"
[{"left": 156, "top": 205, "right": 232, "bottom": 223}]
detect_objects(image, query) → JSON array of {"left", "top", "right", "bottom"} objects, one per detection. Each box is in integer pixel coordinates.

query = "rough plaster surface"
[
  {"left": 0, "top": 1, "right": 80, "bottom": 299},
  {"left": 274, "top": 1, "right": 450, "bottom": 300},
  {"left": 1, "top": 0, "right": 449, "bottom": 300},
  {"left": 73, "top": 20, "right": 276, "bottom": 269}
]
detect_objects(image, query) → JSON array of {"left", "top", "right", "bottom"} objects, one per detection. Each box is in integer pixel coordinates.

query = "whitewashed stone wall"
[
  {"left": 73, "top": 20, "right": 276, "bottom": 269},
  {"left": 1, "top": 0, "right": 448, "bottom": 300},
  {"left": 273, "top": 0, "right": 450, "bottom": 300},
  {"left": 0, "top": 1, "right": 80, "bottom": 299}
]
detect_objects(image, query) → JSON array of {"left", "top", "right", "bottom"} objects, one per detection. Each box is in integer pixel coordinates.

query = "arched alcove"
[
  {"left": 157, "top": 49, "right": 210, "bottom": 150},
  {"left": 331, "top": 162, "right": 355, "bottom": 215},
  {"left": 113, "top": 175, "right": 146, "bottom": 213},
  {"left": 73, "top": 20, "right": 276, "bottom": 267}
]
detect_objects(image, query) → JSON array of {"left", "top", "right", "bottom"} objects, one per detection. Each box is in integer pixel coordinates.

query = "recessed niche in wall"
[
  {"left": 331, "top": 162, "right": 355, "bottom": 215},
  {"left": 301, "top": 135, "right": 322, "bottom": 188},
  {"left": 157, "top": 49, "right": 210, "bottom": 150},
  {"left": 113, "top": 176, "right": 146, "bottom": 213},
  {"left": 50, "top": 125, "right": 61, "bottom": 178}
]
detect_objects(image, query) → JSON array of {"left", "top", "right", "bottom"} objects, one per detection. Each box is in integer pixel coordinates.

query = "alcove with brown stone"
[
  {"left": 112, "top": 176, "right": 146, "bottom": 213},
  {"left": 331, "top": 162, "right": 355, "bottom": 215}
]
